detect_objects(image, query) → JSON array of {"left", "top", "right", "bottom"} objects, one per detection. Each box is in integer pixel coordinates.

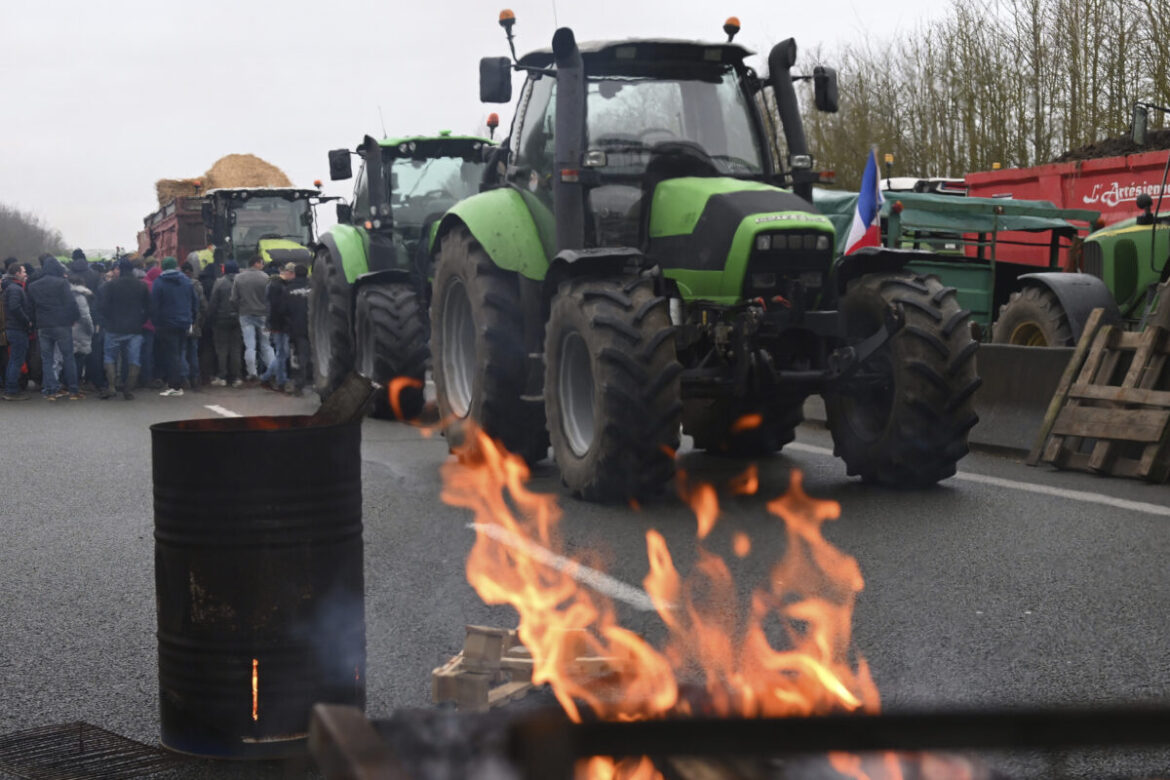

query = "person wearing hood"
[
  {"left": 66, "top": 269, "right": 95, "bottom": 394},
  {"left": 207, "top": 261, "right": 242, "bottom": 386},
  {"left": 27, "top": 255, "right": 81, "bottom": 400},
  {"left": 96, "top": 258, "right": 150, "bottom": 400},
  {"left": 69, "top": 251, "right": 102, "bottom": 294},
  {"left": 3, "top": 263, "right": 33, "bottom": 400},
  {"left": 150, "top": 257, "right": 197, "bottom": 397}
]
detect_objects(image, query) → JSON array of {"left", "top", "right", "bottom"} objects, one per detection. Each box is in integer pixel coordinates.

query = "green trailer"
[{"left": 814, "top": 189, "right": 1112, "bottom": 345}]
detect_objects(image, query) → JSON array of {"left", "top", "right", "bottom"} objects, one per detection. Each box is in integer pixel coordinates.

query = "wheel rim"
[
  {"left": 441, "top": 279, "right": 476, "bottom": 418},
  {"left": 310, "top": 260, "right": 332, "bottom": 383},
  {"left": 1009, "top": 321, "right": 1049, "bottom": 346},
  {"left": 558, "top": 330, "right": 595, "bottom": 458}
]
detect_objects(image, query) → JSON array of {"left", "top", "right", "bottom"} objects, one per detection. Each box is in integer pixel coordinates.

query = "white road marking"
[
  {"left": 786, "top": 441, "right": 1170, "bottom": 519},
  {"left": 467, "top": 522, "right": 662, "bottom": 612},
  {"left": 204, "top": 405, "right": 241, "bottom": 418}
]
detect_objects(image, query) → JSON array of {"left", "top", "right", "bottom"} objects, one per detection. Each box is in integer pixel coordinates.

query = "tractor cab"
[{"left": 203, "top": 187, "right": 321, "bottom": 267}]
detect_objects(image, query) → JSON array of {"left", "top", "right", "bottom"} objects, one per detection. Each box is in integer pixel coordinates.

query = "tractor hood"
[
  {"left": 257, "top": 237, "right": 312, "bottom": 267},
  {"left": 646, "top": 177, "right": 835, "bottom": 303}
]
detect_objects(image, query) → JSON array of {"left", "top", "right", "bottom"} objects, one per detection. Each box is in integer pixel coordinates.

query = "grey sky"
[{"left": 1, "top": 0, "right": 943, "bottom": 251}]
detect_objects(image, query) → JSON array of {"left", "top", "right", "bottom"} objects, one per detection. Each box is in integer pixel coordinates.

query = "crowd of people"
[{"left": 0, "top": 249, "right": 312, "bottom": 401}]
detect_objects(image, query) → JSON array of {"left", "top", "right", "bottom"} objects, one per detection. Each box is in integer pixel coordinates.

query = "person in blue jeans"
[
  {"left": 96, "top": 258, "right": 150, "bottom": 400},
  {"left": 26, "top": 256, "right": 81, "bottom": 400},
  {"left": 2, "top": 264, "right": 32, "bottom": 400},
  {"left": 231, "top": 255, "right": 276, "bottom": 382},
  {"left": 262, "top": 262, "right": 295, "bottom": 389}
]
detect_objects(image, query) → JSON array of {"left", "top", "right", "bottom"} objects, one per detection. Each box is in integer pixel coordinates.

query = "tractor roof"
[
  {"left": 375, "top": 134, "right": 494, "bottom": 159},
  {"left": 519, "top": 39, "right": 753, "bottom": 70},
  {"left": 205, "top": 187, "right": 320, "bottom": 199}
]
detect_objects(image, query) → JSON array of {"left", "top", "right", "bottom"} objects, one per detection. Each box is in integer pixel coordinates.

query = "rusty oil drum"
[{"left": 151, "top": 415, "right": 365, "bottom": 759}]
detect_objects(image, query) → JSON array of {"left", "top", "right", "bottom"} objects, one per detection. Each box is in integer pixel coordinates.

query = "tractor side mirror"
[
  {"left": 328, "top": 149, "right": 353, "bottom": 181},
  {"left": 814, "top": 66, "right": 839, "bottom": 113},
  {"left": 480, "top": 57, "right": 513, "bottom": 103},
  {"left": 336, "top": 202, "right": 353, "bottom": 224},
  {"left": 1133, "top": 104, "right": 1150, "bottom": 146}
]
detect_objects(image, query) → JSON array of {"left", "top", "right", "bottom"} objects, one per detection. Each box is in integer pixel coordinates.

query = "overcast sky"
[{"left": 1, "top": 0, "right": 945, "bottom": 251}]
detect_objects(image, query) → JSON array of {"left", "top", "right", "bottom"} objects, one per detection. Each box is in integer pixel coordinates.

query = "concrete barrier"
[{"left": 802, "top": 344, "right": 1074, "bottom": 455}]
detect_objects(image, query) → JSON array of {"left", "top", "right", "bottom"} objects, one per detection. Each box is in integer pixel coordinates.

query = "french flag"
[{"left": 844, "top": 149, "right": 884, "bottom": 254}]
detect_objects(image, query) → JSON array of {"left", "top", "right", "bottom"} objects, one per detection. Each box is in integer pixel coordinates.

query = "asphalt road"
[{"left": 2, "top": 387, "right": 1170, "bottom": 778}]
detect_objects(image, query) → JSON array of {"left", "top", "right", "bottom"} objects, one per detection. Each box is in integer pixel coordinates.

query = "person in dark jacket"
[
  {"left": 27, "top": 255, "right": 81, "bottom": 399},
  {"left": 3, "top": 264, "right": 32, "bottom": 400},
  {"left": 151, "top": 257, "right": 197, "bottom": 396},
  {"left": 180, "top": 262, "right": 208, "bottom": 389},
  {"left": 283, "top": 264, "right": 310, "bottom": 395},
  {"left": 69, "top": 251, "right": 102, "bottom": 294},
  {"left": 262, "top": 262, "right": 294, "bottom": 390},
  {"left": 207, "top": 261, "right": 243, "bottom": 386},
  {"left": 96, "top": 259, "right": 150, "bottom": 400}
]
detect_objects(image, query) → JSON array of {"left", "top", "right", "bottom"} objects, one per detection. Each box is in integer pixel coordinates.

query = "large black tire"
[
  {"left": 355, "top": 282, "right": 429, "bottom": 420},
  {"left": 991, "top": 285, "right": 1075, "bottom": 346},
  {"left": 683, "top": 398, "right": 803, "bottom": 457},
  {"left": 310, "top": 247, "right": 353, "bottom": 400},
  {"left": 430, "top": 227, "right": 548, "bottom": 464},
  {"left": 544, "top": 276, "right": 682, "bottom": 502},
  {"left": 825, "top": 271, "right": 980, "bottom": 486}
]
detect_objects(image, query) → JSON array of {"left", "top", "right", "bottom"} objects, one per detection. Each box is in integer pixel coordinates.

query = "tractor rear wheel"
[
  {"left": 355, "top": 282, "right": 429, "bottom": 420},
  {"left": 310, "top": 247, "right": 353, "bottom": 401},
  {"left": 683, "top": 398, "right": 804, "bottom": 457},
  {"left": 431, "top": 226, "right": 548, "bottom": 464},
  {"left": 825, "top": 271, "right": 980, "bottom": 486},
  {"left": 991, "top": 285, "right": 1074, "bottom": 346},
  {"left": 544, "top": 276, "right": 682, "bottom": 502}
]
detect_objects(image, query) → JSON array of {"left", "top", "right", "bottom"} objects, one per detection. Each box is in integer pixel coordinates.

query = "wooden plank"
[
  {"left": 1050, "top": 326, "right": 1123, "bottom": 466},
  {"left": 1028, "top": 308, "right": 1107, "bottom": 465},
  {"left": 1090, "top": 328, "right": 1167, "bottom": 473},
  {"left": 486, "top": 680, "right": 534, "bottom": 708},
  {"left": 1051, "top": 406, "right": 1170, "bottom": 443},
  {"left": 1067, "top": 383, "right": 1170, "bottom": 407}
]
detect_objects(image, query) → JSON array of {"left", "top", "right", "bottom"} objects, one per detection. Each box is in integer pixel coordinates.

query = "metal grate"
[
  {"left": 1083, "top": 239, "right": 1104, "bottom": 279},
  {"left": 0, "top": 722, "right": 179, "bottom": 780}
]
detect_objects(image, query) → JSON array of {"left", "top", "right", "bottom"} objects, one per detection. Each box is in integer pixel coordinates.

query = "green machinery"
[
  {"left": 426, "top": 13, "right": 981, "bottom": 501},
  {"left": 311, "top": 132, "right": 493, "bottom": 416}
]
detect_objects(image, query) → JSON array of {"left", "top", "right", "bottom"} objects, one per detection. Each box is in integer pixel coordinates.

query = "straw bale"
[{"left": 154, "top": 154, "right": 294, "bottom": 207}]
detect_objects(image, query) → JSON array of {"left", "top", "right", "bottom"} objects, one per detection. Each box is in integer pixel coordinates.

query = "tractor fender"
[
  {"left": 545, "top": 247, "right": 651, "bottom": 297},
  {"left": 831, "top": 247, "right": 934, "bottom": 300},
  {"left": 436, "top": 188, "right": 550, "bottom": 281},
  {"left": 319, "top": 224, "right": 370, "bottom": 285},
  {"left": 1017, "top": 272, "right": 1122, "bottom": 341}
]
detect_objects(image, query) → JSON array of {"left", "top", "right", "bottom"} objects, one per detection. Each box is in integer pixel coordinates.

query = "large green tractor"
[
  {"left": 427, "top": 13, "right": 981, "bottom": 501},
  {"left": 311, "top": 133, "right": 493, "bottom": 417}
]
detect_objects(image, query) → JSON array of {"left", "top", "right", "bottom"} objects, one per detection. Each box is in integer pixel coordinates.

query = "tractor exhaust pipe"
[
  {"left": 768, "top": 39, "right": 812, "bottom": 202},
  {"left": 553, "top": 27, "right": 586, "bottom": 252}
]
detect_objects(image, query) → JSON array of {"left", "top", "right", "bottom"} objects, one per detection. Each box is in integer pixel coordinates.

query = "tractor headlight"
[
  {"left": 755, "top": 234, "right": 771, "bottom": 251},
  {"left": 816, "top": 234, "right": 830, "bottom": 251},
  {"left": 771, "top": 233, "right": 787, "bottom": 250}
]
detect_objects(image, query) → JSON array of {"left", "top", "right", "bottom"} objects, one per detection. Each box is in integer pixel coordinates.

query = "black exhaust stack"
[
  {"left": 553, "top": 27, "right": 586, "bottom": 252},
  {"left": 768, "top": 39, "right": 812, "bottom": 201}
]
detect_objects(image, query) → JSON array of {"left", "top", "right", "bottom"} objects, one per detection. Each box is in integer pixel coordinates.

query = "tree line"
[
  {"left": 0, "top": 202, "right": 67, "bottom": 260},
  {"left": 793, "top": 0, "right": 1170, "bottom": 188}
]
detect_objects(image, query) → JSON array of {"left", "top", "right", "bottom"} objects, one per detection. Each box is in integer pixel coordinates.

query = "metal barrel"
[{"left": 151, "top": 415, "right": 365, "bottom": 759}]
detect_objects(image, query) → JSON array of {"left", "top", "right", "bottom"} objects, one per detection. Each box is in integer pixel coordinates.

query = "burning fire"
[
  {"left": 441, "top": 427, "right": 889, "bottom": 779},
  {"left": 388, "top": 376, "right": 424, "bottom": 420},
  {"left": 251, "top": 658, "right": 259, "bottom": 722}
]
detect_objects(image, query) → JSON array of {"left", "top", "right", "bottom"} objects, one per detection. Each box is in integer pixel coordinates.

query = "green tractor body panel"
[
  {"left": 647, "top": 178, "right": 835, "bottom": 304},
  {"left": 441, "top": 188, "right": 551, "bottom": 280},
  {"left": 1083, "top": 216, "right": 1170, "bottom": 316},
  {"left": 257, "top": 237, "right": 314, "bottom": 268},
  {"left": 323, "top": 223, "right": 371, "bottom": 284}
]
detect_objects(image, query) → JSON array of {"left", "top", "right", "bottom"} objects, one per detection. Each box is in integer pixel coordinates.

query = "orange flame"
[
  {"left": 730, "top": 413, "right": 763, "bottom": 433},
  {"left": 251, "top": 658, "right": 259, "bottom": 722},
  {"left": 443, "top": 427, "right": 890, "bottom": 779},
  {"left": 388, "top": 376, "right": 424, "bottom": 420},
  {"left": 728, "top": 464, "right": 759, "bottom": 496}
]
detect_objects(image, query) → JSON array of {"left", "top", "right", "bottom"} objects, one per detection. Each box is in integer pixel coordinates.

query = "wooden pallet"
[
  {"left": 1029, "top": 304, "right": 1170, "bottom": 481},
  {"left": 432, "top": 626, "right": 618, "bottom": 712}
]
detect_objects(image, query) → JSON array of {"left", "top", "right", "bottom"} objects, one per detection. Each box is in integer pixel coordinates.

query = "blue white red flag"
[{"left": 844, "top": 149, "right": 884, "bottom": 254}]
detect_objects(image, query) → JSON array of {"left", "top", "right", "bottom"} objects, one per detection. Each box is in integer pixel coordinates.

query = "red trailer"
[
  {"left": 965, "top": 150, "right": 1170, "bottom": 268},
  {"left": 137, "top": 197, "right": 207, "bottom": 261}
]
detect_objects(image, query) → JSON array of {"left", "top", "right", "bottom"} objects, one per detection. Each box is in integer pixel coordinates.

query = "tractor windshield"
[
  {"left": 389, "top": 156, "right": 485, "bottom": 241},
  {"left": 229, "top": 196, "right": 311, "bottom": 258},
  {"left": 586, "top": 66, "right": 764, "bottom": 177}
]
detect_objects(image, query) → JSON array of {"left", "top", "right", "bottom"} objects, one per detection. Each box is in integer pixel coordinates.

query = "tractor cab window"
[
  {"left": 510, "top": 75, "right": 557, "bottom": 199},
  {"left": 352, "top": 164, "right": 370, "bottom": 224},
  {"left": 389, "top": 156, "right": 485, "bottom": 242},
  {"left": 586, "top": 66, "right": 764, "bottom": 177},
  {"left": 228, "top": 196, "right": 311, "bottom": 259}
]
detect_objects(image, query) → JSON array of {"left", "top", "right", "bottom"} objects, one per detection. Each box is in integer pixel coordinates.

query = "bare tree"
[{"left": 0, "top": 203, "right": 68, "bottom": 261}]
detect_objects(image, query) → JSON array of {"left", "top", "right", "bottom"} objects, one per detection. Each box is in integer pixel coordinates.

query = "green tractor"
[
  {"left": 311, "top": 132, "right": 494, "bottom": 417},
  {"left": 203, "top": 187, "right": 323, "bottom": 267},
  {"left": 427, "top": 13, "right": 981, "bottom": 501}
]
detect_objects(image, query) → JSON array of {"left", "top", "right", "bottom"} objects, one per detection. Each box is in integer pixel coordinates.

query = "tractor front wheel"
[
  {"left": 544, "top": 276, "right": 682, "bottom": 502},
  {"left": 309, "top": 247, "right": 353, "bottom": 401},
  {"left": 825, "top": 271, "right": 981, "bottom": 486},
  {"left": 430, "top": 227, "right": 548, "bottom": 464},
  {"left": 991, "top": 285, "right": 1074, "bottom": 346},
  {"left": 354, "top": 282, "right": 429, "bottom": 420}
]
